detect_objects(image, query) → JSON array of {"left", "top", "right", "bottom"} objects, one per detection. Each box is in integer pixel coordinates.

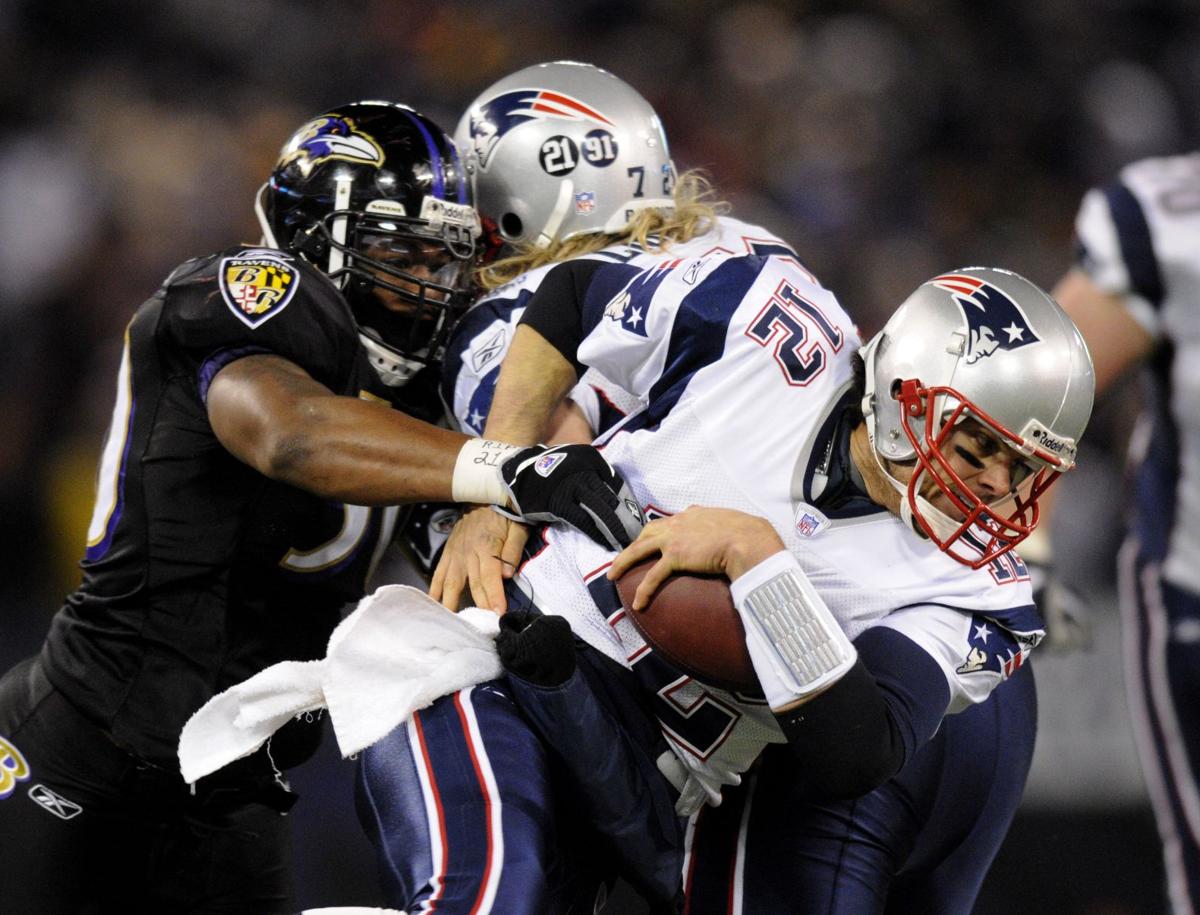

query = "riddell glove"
[{"left": 499, "top": 444, "right": 646, "bottom": 551}]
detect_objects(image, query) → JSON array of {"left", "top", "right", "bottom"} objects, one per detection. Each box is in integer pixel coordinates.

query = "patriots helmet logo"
[
  {"left": 469, "top": 89, "right": 614, "bottom": 168},
  {"left": 931, "top": 274, "right": 1041, "bottom": 365},
  {"left": 278, "top": 116, "right": 385, "bottom": 177}
]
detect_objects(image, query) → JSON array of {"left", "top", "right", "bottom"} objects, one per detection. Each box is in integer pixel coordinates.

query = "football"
[{"left": 613, "top": 558, "right": 760, "bottom": 694}]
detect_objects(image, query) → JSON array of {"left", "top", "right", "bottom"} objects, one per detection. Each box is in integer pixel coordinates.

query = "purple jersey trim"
[
  {"left": 197, "top": 345, "right": 274, "bottom": 404},
  {"left": 84, "top": 390, "right": 137, "bottom": 563}
]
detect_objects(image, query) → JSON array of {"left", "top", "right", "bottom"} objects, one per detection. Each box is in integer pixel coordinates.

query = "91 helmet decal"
[
  {"left": 257, "top": 102, "right": 481, "bottom": 384},
  {"left": 467, "top": 88, "right": 616, "bottom": 168},
  {"left": 861, "top": 267, "right": 1095, "bottom": 568},
  {"left": 456, "top": 61, "right": 676, "bottom": 248}
]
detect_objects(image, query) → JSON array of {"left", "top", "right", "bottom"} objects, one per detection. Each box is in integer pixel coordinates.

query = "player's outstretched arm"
[
  {"left": 483, "top": 324, "right": 579, "bottom": 444},
  {"left": 434, "top": 322, "right": 637, "bottom": 612},
  {"left": 208, "top": 353, "right": 475, "bottom": 505}
]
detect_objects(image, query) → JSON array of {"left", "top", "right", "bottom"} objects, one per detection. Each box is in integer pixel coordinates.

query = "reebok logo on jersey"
[
  {"left": 534, "top": 452, "right": 567, "bottom": 477},
  {"left": 471, "top": 327, "right": 508, "bottom": 374},
  {"left": 0, "top": 735, "right": 31, "bottom": 799},
  {"left": 219, "top": 252, "right": 299, "bottom": 329},
  {"left": 28, "top": 784, "right": 83, "bottom": 821},
  {"left": 931, "top": 274, "right": 1041, "bottom": 365}
]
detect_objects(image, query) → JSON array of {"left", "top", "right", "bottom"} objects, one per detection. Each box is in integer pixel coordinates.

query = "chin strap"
[
  {"left": 358, "top": 330, "right": 425, "bottom": 388},
  {"left": 535, "top": 179, "right": 575, "bottom": 248},
  {"left": 896, "top": 480, "right": 965, "bottom": 543}
]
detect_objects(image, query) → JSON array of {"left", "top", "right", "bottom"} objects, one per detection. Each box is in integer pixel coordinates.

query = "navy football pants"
[
  {"left": 684, "top": 661, "right": 1036, "bottom": 914},
  {"left": 356, "top": 662, "right": 1035, "bottom": 914},
  {"left": 356, "top": 681, "right": 612, "bottom": 914},
  {"left": 1121, "top": 541, "right": 1200, "bottom": 915}
]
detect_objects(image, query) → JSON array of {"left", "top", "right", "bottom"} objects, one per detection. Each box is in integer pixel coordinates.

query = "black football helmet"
[{"left": 256, "top": 101, "right": 480, "bottom": 385}]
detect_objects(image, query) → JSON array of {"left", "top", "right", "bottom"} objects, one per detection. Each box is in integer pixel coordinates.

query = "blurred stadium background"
[{"left": 2, "top": 0, "right": 1197, "bottom": 910}]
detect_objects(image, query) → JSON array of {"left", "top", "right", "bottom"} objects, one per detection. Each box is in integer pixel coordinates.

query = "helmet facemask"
[
  {"left": 859, "top": 266, "right": 1094, "bottom": 570},
  {"left": 883, "top": 379, "right": 1072, "bottom": 569},
  {"left": 255, "top": 102, "right": 481, "bottom": 386},
  {"left": 319, "top": 197, "right": 477, "bottom": 368}
]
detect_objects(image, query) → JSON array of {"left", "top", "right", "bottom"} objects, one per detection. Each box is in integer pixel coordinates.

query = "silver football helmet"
[
  {"left": 860, "top": 267, "right": 1095, "bottom": 567},
  {"left": 455, "top": 61, "right": 676, "bottom": 248}
]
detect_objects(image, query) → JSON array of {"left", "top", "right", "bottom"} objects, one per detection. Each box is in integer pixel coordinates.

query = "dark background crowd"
[{"left": 2, "top": 1, "right": 1197, "bottom": 911}]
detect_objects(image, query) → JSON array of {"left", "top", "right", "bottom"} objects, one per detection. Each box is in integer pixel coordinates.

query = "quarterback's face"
[{"left": 894, "top": 419, "right": 1035, "bottom": 520}]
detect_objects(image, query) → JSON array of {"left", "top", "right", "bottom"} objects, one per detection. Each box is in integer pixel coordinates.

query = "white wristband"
[
  {"left": 730, "top": 550, "right": 856, "bottom": 710},
  {"left": 451, "top": 439, "right": 522, "bottom": 506}
]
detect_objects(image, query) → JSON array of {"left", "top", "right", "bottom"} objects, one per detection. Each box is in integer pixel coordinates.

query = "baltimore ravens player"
[
  {"left": 1051, "top": 151, "right": 1200, "bottom": 915},
  {"left": 353, "top": 63, "right": 1094, "bottom": 914},
  {"left": 0, "top": 100, "right": 639, "bottom": 915}
]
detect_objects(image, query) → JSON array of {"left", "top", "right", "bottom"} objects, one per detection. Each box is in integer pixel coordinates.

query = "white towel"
[{"left": 178, "top": 585, "right": 502, "bottom": 785}]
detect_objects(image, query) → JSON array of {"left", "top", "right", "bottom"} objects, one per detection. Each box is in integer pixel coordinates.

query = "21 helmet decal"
[
  {"left": 931, "top": 273, "right": 1042, "bottom": 365},
  {"left": 467, "top": 89, "right": 615, "bottom": 168},
  {"left": 456, "top": 61, "right": 676, "bottom": 248}
]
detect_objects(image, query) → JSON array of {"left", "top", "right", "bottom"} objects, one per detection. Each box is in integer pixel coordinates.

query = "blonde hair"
[{"left": 476, "top": 169, "right": 729, "bottom": 291}]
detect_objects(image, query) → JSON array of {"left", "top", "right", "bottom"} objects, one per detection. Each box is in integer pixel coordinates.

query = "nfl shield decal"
[{"left": 219, "top": 251, "right": 299, "bottom": 328}]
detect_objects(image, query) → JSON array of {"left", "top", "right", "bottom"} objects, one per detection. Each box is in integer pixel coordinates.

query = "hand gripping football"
[{"left": 613, "top": 558, "right": 759, "bottom": 694}]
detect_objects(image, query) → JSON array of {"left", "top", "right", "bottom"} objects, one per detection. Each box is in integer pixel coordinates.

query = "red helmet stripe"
[{"left": 535, "top": 91, "right": 615, "bottom": 125}]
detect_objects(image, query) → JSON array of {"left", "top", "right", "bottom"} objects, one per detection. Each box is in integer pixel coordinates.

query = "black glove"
[
  {"left": 499, "top": 444, "right": 646, "bottom": 550},
  {"left": 496, "top": 611, "right": 577, "bottom": 687}
]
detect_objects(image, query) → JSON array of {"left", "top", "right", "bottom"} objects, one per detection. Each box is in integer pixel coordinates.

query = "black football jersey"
[{"left": 40, "top": 246, "right": 433, "bottom": 768}]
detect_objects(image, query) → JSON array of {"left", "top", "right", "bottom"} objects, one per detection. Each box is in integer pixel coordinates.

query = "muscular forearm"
[
  {"left": 208, "top": 354, "right": 472, "bottom": 505},
  {"left": 260, "top": 395, "right": 470, "bottom": 504},
  {"left": 482, "top": 325, "right": 578, "bottom": 445}
]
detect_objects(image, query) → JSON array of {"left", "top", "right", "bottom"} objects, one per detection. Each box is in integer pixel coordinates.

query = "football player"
[
  {"left": 355, "top": 65, "right": 1095, "bottom": 914},
  {"left": 0, "top": 100, "right": 639, "bottom": 914},
  {"left": 1051, "top": 151, "right": 1200, "bottom": 915}
]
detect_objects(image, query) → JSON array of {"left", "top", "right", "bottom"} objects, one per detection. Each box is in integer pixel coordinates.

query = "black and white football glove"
[{"left": 498, "top": 444, "right": 646, "bottom": 551}]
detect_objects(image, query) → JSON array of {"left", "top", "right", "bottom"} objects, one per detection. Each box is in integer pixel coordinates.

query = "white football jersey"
[
  {"left": 510, "top": 220, "right": 1043, "bottom": 812},
  {"left": 1074, "top": 152, "right": 1200, "bottom": 592},
  {"left": 442, "top": 218, "right": 799, "bottom": 438}
]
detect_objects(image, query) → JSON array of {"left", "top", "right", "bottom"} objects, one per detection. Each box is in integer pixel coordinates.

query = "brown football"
[{"left": 613, "top": 558, "right": 760, "bottom": 694}]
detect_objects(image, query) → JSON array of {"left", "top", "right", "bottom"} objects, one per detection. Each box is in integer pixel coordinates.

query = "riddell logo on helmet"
[
  {"left": 931, "top": 274, "right": 1041, "bottom": 365},
  {"left": 469, "top": 90, "right": 614, "bottom": 167},
  {"left": 1031, "top": 429, "right": 1072, "bottom": 456},
  {"left": 1021, "top": 421, "right": 1075, "bottom": 463}
]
